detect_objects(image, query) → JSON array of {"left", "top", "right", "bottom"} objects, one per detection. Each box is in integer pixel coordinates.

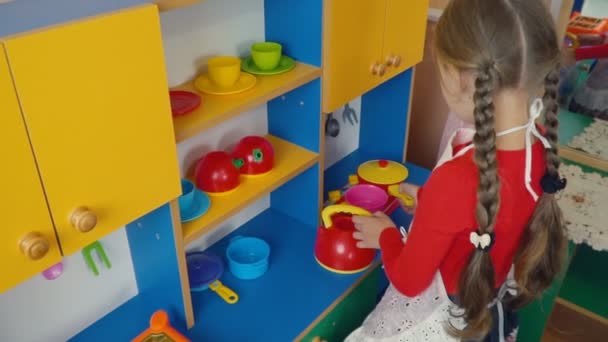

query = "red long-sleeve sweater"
[{"left": 379, "top": 141, "right": 546, "bottom": 296}]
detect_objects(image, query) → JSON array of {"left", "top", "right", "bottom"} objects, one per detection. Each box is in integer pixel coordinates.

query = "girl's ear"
[
  {"left": 439, "top": 62, "right": 475, "bottom": 101},
  {"left": 458, "top": 69, "right": 476, "bottom": 99}
]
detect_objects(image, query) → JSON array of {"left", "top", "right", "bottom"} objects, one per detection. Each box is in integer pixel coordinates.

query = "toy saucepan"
[
  {"left": 351, "top": 160, "right": 415, "bottom": 208},
  {"left": 186, "top": 251, "right": 239, "bottom": 304},
  {"left": 314, "top": 204, "right": 376, "bottom": 274}
]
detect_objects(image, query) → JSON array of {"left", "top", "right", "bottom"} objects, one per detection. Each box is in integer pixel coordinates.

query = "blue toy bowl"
[{"left": 226, "top": 236, "right": 270, "bottom": 280}]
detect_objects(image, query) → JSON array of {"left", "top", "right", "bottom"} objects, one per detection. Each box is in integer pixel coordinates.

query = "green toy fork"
[{"left": 82, "top": 241, "right": 112, "bottom": 276}]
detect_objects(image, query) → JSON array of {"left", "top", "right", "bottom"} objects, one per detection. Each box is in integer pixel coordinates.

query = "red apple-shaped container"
[
  {"left": 194, "top": 151, "right": 240, "bottom": 194},
  {"left": 314, "top": 204, "right": 376, "bottom": 274},
  {"left": 231, "top": 136, "right": 274, "bottom": 176}
]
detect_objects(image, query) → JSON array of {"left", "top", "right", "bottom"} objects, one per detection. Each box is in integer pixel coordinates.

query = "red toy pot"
[
  {"left": 231, "top": 136, "right": 274, "bottom": 176},
  {"left": 352, "top": 159, "right": 415, "bottom": 207},
  {"left": 194, "top": 151, "right": 240, "bottom": 194},
  {"left": 314, "top": 204, "right": 375, "bottom": 274}
]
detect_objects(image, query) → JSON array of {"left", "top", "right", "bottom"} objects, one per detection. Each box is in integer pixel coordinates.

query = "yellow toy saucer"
[{"left": 194, "top": 72, "right": 257, "bottom": 95}]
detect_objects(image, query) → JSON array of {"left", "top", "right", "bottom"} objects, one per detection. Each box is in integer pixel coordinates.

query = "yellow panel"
[
  {"left": 382, "top": 0, "right": 429, "bottom": 78},
  {"left": 322, "top": 0, "right": 387, "bottom": 113},
  {"left": 183, "top": 135, "right": 318, "bottom": 244},
  {"left": 173, "top": 63, "right": 321, "bottom": 143},
  {"left": 0, "top": 46, "right": 61, "bottom": 293},
  {"left": 3, "top": 5, "right": 180, "bottom": 254}
]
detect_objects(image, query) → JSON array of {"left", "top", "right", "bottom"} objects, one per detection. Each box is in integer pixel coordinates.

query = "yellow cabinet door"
[
  {"left": 382, "top": 0, "right": 429, "bottom": 79},
  {"left": 322, "top": 0, "right": 387, "bottom": 113},
  {"left": 0, "top": 46, "right": 62, "bottom": 293},
  {"left": 3, "top": 5, "right": 181, "bottom": 254}
]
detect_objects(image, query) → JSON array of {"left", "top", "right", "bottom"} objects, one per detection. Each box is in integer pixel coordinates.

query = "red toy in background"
[
  {"left": 567, "top": 12, "right": 608, "bottom": 60},
  {"left": 568, "top": 12, "right": 608, "bottom": 35},
  {"left": 314, "top": 204, "right": 376, "bottom": 274}
]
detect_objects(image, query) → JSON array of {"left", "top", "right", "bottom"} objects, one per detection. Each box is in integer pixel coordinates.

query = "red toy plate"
[{"left": 169, "top": 90, "right": 201, "bottom": 117}]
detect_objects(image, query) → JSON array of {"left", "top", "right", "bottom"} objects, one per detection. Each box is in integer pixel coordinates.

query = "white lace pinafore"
[{"left": 345, "top": 272, "right": 466, "bottom": 342}]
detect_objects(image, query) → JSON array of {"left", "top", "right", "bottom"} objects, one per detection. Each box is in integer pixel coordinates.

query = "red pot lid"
[{"left": 169, "top": 90, "right": 201, "bottom": 117}]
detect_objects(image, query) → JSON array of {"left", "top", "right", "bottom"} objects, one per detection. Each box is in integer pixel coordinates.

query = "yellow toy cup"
[
  {"left": 207, "top": 56, "right": 241, "bottom": 88},
  {"left": 251, "top": 42, "right": 282, "bottom": 71}
]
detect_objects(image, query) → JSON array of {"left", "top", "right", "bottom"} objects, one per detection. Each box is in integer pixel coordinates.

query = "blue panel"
[
  {"left": 184, "top": 209, "right": 378, "bottom": 342},
  {"left": 0, "top": 0, "right": 148, "bottom": 37},
  {"left": 271, "top": 163, "right": 320, "bottom": 227},
  {"left": 71, "top": 203, "right": 187, "bottom": 341},
  {"left": 360, "top": 69, "right": 414, "bottom": 162},
  {"left": 268, "top": 78, "right": 321, "bottom": 153},
  {"left": 264, "top": 0, "right": 323, "bottom": 66}
]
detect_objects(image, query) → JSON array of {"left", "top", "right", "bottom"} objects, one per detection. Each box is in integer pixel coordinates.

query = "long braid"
[
  {"left": 542, "top": 66, "right": 561, "bottom": 176},
  {"left": 473, "top": 66, "right": 501, "bottom": 232},
  {"left": 513, "top": 64, "right": 567, "bottom": 307},
  {"left": 453, "top": 65, "right": 500, "bottom": 339}
]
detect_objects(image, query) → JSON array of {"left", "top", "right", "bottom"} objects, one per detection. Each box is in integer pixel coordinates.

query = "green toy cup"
[{"left": 251, "top": 42, "right": 282, "bottom": 71}]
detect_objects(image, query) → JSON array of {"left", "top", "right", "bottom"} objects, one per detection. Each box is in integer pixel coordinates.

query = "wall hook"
[{"left": 82, "top": 241, "right": 112, "bottom": 276}]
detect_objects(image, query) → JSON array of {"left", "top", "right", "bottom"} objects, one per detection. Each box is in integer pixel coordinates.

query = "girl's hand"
[
  {"left": 399, "top": 182, "right": 419, "bottom": 215},
  {"left": 352, "top": 212, "right": 396, "bottom": 249}
]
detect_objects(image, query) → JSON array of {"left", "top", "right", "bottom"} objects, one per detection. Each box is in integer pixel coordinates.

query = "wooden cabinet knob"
[
  {"left": 370, "top": 62, "right": 387, "bottom": 76},
  {"left": 19, "top": 232, "right": 50, "bottom": 260},
  {"left": 386, "top": 54, "right": 401, "bottom": 68},
  {"left": 70, "top": 207, "right": 97, "bottom": 233}
]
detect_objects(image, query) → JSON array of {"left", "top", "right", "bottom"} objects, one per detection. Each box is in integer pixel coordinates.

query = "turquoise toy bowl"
[{"left": 226, "top": 235, "right": 270, "bottom": 280}]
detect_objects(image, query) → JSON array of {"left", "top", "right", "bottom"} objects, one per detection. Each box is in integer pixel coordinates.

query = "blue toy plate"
[
  {"left": 186, "top": 252, "right": 223, "bottom": 291},
  {"left": 180, "top": 188, "right": 210, "bottom": 223}
]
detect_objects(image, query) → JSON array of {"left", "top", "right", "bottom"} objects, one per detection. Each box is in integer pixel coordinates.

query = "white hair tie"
[{"left": 470, "top": 231, "right": 495, "bottom": 252}]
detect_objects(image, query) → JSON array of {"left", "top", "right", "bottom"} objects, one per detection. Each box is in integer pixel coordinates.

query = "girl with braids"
[{"left": 345, "top": 0, "right": 568, "bottom": 341}]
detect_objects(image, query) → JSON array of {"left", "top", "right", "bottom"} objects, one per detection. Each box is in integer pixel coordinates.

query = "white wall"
[
  {"left": 160, "top": 0, "right": 265, "bottom": 86},
  {"left": 583, "top": 0, "right": 608, "bottom": 17},
  {"left": 0, "top": 229, "right": 137, "bottom": 342},
  {"left": 324, "top": 98, "right": 362, "bottom": 169}
]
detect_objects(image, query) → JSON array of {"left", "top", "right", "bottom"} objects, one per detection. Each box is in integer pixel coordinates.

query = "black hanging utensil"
[
  {"left": 342, "top": 103, "right": 358, "bottom": 125},
  {"left": 325, "top": 112, "right": 340, "bottom": 137}
]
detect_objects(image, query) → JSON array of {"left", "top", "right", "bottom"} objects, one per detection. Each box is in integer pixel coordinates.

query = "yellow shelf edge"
[
  {"left": 155, "top": 0, "right": 204, "bottom": 12},
  {"left": 183, "top": 135, "right": 319, "bottom": 244},
  {"left": 172, "top": 63, "right": 321, "bottom": 143}
]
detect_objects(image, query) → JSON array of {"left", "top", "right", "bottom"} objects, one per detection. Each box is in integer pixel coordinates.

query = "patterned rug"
[
  {"left": 557, "top": 164, "right": 608, "bottom": 251},
  {"left": 567, "top": 118, "right": 608, "bottom": 161}
]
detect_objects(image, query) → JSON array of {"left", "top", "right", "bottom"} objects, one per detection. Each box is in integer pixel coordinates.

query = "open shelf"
[
  {"left": 155, "top": 0, "right": 205, "bottom": 12},
  {"left": 183, "top": 135, "right": 318, "bottom": 244},
  {"left": 172, "top": 63, "right": 321, "bottom": 143},
  {"left": 183, "top": 209, "right": 380, "bottom": 341}
]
